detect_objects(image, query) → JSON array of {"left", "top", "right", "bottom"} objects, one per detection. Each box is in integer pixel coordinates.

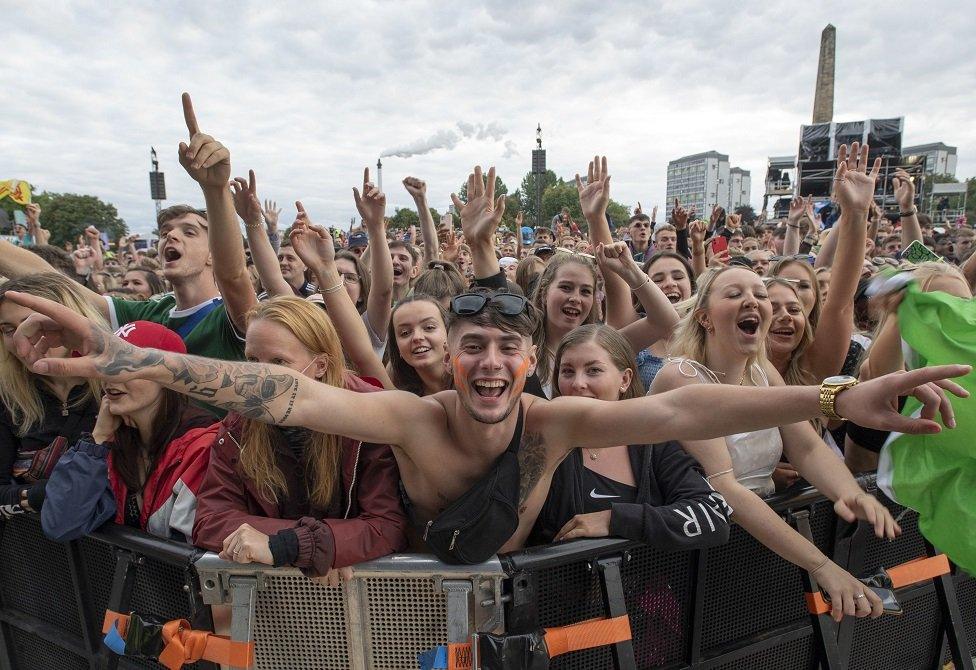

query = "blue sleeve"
[{"left": 41, "top": 439, "right": 117, "bottom": 542}]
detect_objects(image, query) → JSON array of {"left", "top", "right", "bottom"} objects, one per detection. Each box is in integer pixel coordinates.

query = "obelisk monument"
[{"left": 812, "top": 25, "right": 835, "bottom": 124}]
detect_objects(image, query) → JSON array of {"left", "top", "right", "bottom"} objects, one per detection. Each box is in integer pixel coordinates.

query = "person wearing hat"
[
  {"left": 41, "top": 320, "right": 219, "bottom": 542},
  {"left": 346, "top": 230, "right": 369, "bottom": 258},
  {"left": 12, "top": 221, "right": 32, "bottom": 248}
]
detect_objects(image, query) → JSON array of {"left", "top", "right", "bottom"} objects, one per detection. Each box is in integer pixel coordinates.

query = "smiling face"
[
  {"left": 557, "top": 340, "right": 631, "bottom": 401},
  {"left": 393, "top": 300, "right": 448, "bottom": 374},
  {"left": 774, "top": 261, "right": 816, "bottom": 316},
  {"left": 647, "top": 257, "right": 692, "bottom": 303},
  {"left": 158, "top": 213, "right": 211, "bottom": 283},
  {"left": 122, "top": 270, "right": 153, "bottom": 300},
  {"left": 544, "top": 263, "right": 595, "bottom": 334},
  {"left": 700, "top": 268, "right": 772, "bottom": 357},
  {"left": 766, "top": 282, "right": 806, "bottom": 358},
  {"left": 448, "top": 322, "right": 536, "bottom": 424},
  {"left": 245, "top": 318, "right": 326, "bottom": 380},
  {"left": 277, "top": 247, "right": 307, "bottom": 287}
]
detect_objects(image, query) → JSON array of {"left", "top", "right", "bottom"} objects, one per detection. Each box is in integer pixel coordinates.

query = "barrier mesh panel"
[
  {"left": 702, "top": 499, "right": 833, "bottom": 650},
  {"left": 858, "top": 493, "right": 927, "bottom": 572},
  {"left": 0, "top": 515, "right": 83, "bottom": 638},
  {"left": 848, "top": 589, "right": 943, "bottom": 669},
  {"left": 363, "top": 576, "right": 448, "bottom": 669},
  {"left": 535, "top": 545, "right": 692, "bottom": 670},
  {"left": 958, "top": 577, "right": 976, "bottom": 658},
  {"left": 709, "top": 636, "right": 814, "bottom": 670},
  {"left": 253, "top": 574, "right": 349, "bottom": 670},
  {"left": 10, "top": 627, "right": 89, "bottom": 670}
]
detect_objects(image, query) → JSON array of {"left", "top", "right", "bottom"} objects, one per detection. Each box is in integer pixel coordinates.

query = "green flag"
[{"left": 877, "top": 282, "right": 976, "bottom": 574}]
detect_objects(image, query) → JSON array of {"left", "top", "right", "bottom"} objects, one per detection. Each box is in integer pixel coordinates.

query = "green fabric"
[
  {"left": 109, "top": 294, "right": 244, "bottom": 361},
  {"left": 880, "top": 282, "right": 976, "bottom": 574}
]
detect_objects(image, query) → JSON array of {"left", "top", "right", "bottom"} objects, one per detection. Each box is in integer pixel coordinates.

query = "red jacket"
[{"left": 191, "top": 374, "right": 407, "bottom": 575}]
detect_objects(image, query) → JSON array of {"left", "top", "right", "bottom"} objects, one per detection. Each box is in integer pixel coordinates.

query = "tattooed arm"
[{"left": 6, "top": 291, "right": 419, "bottom": 446}]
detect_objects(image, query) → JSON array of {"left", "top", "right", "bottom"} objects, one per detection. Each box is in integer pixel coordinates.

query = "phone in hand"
[
  {"left": 868, "top": 586, "right": 904, "bottom": 616},
  {"left": 711, "top": 236, "right": 729, "bottom": 255}
]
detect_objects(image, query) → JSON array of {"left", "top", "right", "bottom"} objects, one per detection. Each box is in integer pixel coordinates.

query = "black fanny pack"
[{"left": 404, "top": 406, "right": 524, "bottom": 564}]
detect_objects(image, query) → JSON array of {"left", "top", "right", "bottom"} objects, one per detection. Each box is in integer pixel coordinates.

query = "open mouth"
[
  {"left": 770, "top": 326, "right": 795, "bottom": 338},
  {"left": 163, "top": 247, "right": 182, "bottom": 264},
  {"left": 664, "top": 291, "right": 682, "bottom": 303},
  {"left": 411, "top": 345, "right": 432, "bottom": 356},
  {"left": 392, "top": 266, "right": 405, "bottom": 277},
  {"left": 473, "top": 379, "right": 508, "bottom": 398},
  {"left": 561, "top": 306, "right": 582, "bottom": 320},
  {"left": 736, "top": 315, "right": 760, "bottom": 336},
  {"left": 104, "top": 388, "right": 126, "bottom": 398}
]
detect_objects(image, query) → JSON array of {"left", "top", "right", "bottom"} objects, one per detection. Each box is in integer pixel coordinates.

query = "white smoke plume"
[{"left": 381, "top": 122, "right": 512, "bottom": 158}]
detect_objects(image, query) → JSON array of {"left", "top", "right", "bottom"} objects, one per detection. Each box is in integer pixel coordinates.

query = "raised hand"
[
  {"left": 710, "top": 205, "right": 724, "bottom": 230},
  {"left": 515, "top": 211, "right": 524, "bottom": 228},
  {"left": 289, "top": 202, "right": 335, "bottom": 269},
  {"left": 891, "top": 169, "right": 916, "bottom": 211},
  {"left": 451, "top": 165, "right": 505, "bottom": 244},
  {"left": 836, "top": 365, "right": 970, "bottom": 434},
  {"left": 6, "top": 291, "right": 144, "bottom": 382},
  {"left": 726, "top": 212, "right": 742, "bottom": 230},
  {"left": 651, "top": 205, "right": 658, "bottom": 223},
  {"left": 178, "top": 92, "right": 231, "bottom": 188},
  {"left": 595, "top": 241, "right": 643, "bottom": 287},
  {"left": 672, "top": 198, "right": 689, "bottom": 230},
  {"left": 833, "top": 142, "right": 881, "bottom": 216},
  {"left": 229, "top": 170, "right": 263, "bottom": 228},
  {"left": 689, "top": 219, "right": 707, "bottom": 248},
  {"left": 353, "top": 168, "right": 386, "bottom": 230},
  {"left": 788, "top": 196, "right": 805, "bottom": 224},
  {"left": 402, "top": 176, "right": 426, "bottom": 201},
  {"left": 634, "top": 201, "right": 643, "bottom": 216},
  {"left": 262, "top": 199, "right": 281, "bottom": 230},
  {"left": 575, "top": 155, "right": 610, "bottom": 223},
  {"left": 25, "top": 203, "right": 41, "bottom": 226},
  {"left": 72, "top": 248, "right": 95, "bottom": 274},
  {"left": 440, "top": 228, "right": 461, "bottom": 263}
]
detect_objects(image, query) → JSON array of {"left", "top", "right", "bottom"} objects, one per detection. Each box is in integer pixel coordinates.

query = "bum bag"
[{"left": 403, "top": 406, "right": 524, "bottom": 564}]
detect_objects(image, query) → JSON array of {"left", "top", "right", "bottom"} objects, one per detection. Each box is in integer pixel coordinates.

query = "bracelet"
[
  {"left": 244, "top": 222, "right": 265, "bottom": 230},
  {"left": 630, "top": 276, "right": 650, "bottom": 292},
  {"left": 898, "top": 207, "right": 918, "bottom": 218},
  {"left": 810, "top": 557, "right": 830, "bottom": 575},
  {"left": 321, "top": 280, "right": 344, "bottom": 294},
  {"left": 705, "top": 467, "right": 734, "bottom": 482}
]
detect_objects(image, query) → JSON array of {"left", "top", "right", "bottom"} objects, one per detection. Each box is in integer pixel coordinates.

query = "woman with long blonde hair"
[
  {"left": 191, "top": 297, "right": 406, "bottom": 582},
  {"left": 652, "top": 266, "right": 901, "bottom": 621},
  {"left": 0, "top": 273, "right": 105, "bottom": 512}
]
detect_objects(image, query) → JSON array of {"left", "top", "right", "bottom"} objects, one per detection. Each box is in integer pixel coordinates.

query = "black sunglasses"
[{"left": 450, "top": 293, "right": 528, "bottom": 316}]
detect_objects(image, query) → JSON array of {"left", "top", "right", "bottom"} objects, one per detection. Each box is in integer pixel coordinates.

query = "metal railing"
[{"left": 0, "top": 477, "right": 972, "bottom": 670}]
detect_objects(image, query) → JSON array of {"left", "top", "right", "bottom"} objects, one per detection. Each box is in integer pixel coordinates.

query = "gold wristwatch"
[{"left": 819, "top": 375, "right": 859, "bottom": 420}]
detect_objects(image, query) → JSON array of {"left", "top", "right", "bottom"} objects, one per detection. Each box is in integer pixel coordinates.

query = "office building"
[{"left": 667, "top": 151, "right": 751, "bottom": 216}]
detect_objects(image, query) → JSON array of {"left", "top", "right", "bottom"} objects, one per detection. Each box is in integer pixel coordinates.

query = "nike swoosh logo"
[{"left": 589, "top": 489, "right": 619, "bottom": 499}]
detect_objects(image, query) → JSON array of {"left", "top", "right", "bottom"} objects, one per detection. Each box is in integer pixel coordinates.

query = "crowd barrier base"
[{"left": 0, "top": 475, "right": 973, "bottom": 670}]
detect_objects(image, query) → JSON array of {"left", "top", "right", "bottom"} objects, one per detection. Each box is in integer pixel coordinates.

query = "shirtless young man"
[{"left": 7, "top": 286, "right": 966, "bottom": 555}]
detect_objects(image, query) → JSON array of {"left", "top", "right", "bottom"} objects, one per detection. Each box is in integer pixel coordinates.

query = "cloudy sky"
[{"left": 5, "top": 1, "right": 974, "bottom": 235}]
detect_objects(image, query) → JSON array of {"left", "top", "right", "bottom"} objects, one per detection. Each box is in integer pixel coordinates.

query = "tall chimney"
[
  {"left": 376, "top": 158, "right": 383, "bottom": 193},
  {"left": 812, "top": 24, "right": 836, "bottom": 124}
]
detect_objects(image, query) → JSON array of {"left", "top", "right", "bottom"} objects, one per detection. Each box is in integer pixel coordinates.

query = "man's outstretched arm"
[
  {"left": 547, "top": 364, "right": 968, "bottom": 454},
  {"left": 7, "top": 291, "right": 416, "bottom": 447}
]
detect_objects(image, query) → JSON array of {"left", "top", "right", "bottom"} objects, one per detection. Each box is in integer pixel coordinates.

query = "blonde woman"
[
  {"left": 0, "top": 273, "right": 105, "bottom": 513},
  {"left": 191, "top": 297, "right": 406, "bottom": 580},
  {"left": 651, "top": 266, "right": 901, "bottom": 621}
]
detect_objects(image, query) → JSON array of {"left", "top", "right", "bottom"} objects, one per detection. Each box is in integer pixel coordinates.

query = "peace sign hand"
[{"left": 178, "top": 93, "right": 231, "bottom": 188}]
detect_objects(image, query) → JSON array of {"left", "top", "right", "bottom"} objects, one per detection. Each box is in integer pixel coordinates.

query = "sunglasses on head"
[
  {"left": 450, "top": 292, "right": 528, "bottom": 317},
  {"left": 427, "top": 260, "right": 454, "bottom": 271}
]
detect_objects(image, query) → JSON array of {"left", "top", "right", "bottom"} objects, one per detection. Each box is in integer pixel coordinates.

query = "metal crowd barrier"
[{"left": 0, "top": 476, "right": 973, "bottom": 670}]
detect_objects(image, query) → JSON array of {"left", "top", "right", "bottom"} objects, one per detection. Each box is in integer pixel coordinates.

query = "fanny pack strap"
[{"left": 504, "top": 404, "right": 525, "bottom": 456}]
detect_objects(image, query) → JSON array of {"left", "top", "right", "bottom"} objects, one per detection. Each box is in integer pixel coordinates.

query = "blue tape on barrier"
[
  {"left": 417, "top": 645, "right": 448, "bottom": 669},
  {"left": 103, "top": 622, "right": 126, "bottom": 655}
]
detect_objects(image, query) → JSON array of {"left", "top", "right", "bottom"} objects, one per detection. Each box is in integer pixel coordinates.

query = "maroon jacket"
[{"left": 191, "top": 374, "right": 407, "bottom": 575}]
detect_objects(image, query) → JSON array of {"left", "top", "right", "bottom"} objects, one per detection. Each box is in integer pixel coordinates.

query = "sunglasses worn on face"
[{"left": 450, "top": 293, "right": 528, "bottom": 316}]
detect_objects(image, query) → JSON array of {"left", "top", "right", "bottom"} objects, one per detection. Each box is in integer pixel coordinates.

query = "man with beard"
[{"left": 8, "top": 165, "right": 967, "bottom": 562}]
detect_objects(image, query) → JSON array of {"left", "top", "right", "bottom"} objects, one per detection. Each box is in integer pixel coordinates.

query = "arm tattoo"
[
  {"left": 91, "top": 324, "right": 301, "bottom": 424},
  {"left": 517, "top": 432, "right": 547, "bottom": 511}
]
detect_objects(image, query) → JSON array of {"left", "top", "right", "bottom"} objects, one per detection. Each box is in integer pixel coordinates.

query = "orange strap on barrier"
[
  {"left": 887, "top": 554, "right": 950, "bottom": 589},
  {"left": 444, "top": 614, "right": 631, "bottom": 669},
  {"left": 544, "top": 615, "right": 632, "bottom": 658},
  {"left": 805, "top": 591, "right": 831, "bottom": 615},
  {"left": 101, "top": 611, "right": 254, "bottom": 670}
]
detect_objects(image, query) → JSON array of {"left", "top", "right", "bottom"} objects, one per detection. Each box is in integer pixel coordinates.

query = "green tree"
[
  {"left": 734, "top": 205, "right": 757, "bottom": 226},
  {"left": 540, "top": 180, "right": 630, "bottom": 231},
  {"left": 388, "top": 207, "right": 419, "bottom": 231},
  {"left": 606, "top": 200, "right": 631, "bottom": 229},
  {"left": 9, "top": 191, "right": 127, "bottom": 246},
  {"left": 519, "top": 170, "right": 558, "bottom": 225}
]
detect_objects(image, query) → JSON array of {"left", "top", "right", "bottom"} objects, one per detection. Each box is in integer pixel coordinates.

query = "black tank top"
[{"left": 580, "top": 466, "right": 637, "bottom": 512}]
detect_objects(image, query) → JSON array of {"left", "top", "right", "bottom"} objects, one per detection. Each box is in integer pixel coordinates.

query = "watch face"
[{"left": 824, "top": 375, "right": 857, "bottom": 385}]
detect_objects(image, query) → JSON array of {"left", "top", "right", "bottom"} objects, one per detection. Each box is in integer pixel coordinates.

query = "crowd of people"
[{"left": 0, "top": 94, "right": 971, "bottom": 622}]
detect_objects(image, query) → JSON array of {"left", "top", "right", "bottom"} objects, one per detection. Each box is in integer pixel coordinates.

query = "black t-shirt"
[{"left": 580, "top": 467, "right": 638, "bottom": 511}]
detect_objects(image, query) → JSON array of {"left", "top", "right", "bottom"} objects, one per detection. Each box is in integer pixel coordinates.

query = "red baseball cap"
[{"left": 114, "top": 321, "right": 186, "bottom": 354}]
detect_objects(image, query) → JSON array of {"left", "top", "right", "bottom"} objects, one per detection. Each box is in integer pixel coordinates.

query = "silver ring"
[{"left": 854, "top": 593, "right": 866, "bottom": 599}]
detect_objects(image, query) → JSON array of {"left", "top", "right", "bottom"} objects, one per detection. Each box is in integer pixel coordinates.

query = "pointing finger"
[
  {"left": 249, "top": 169, "right": 256, "bottom": 193},
  {"left": 182, "top": 92, "right": 200, "bottom": 137}
]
